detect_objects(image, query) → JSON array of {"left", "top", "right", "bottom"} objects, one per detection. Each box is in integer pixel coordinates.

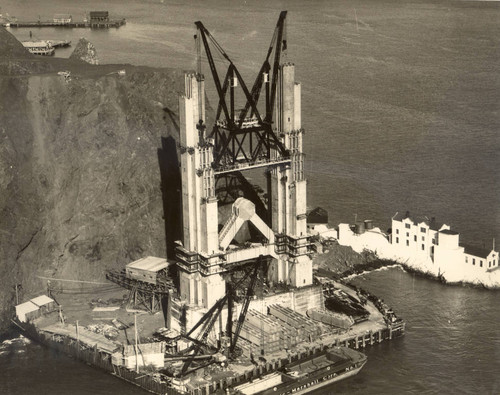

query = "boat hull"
[
  {"left": 289, "top": 362, "right": 366, "bottom": 395},
  {"left": 235, "top": 347, "right": 367, "bottom": 395}
]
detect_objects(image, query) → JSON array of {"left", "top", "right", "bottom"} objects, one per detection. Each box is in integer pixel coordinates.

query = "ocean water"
[
  {"left": 322, "top": 267, "right": 500, "bottom": 394},
  {"left": 1, "top": 0, "right": 499, "bottom": 393}
]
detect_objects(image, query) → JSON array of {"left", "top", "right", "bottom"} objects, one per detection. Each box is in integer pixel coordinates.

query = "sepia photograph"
[{"left": 0, "top": 0, "right": 498, "bottom": 394}]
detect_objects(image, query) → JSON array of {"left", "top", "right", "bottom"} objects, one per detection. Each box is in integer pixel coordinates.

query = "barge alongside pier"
[
  {"left": 13, "top": 307, "right": 401, "bottom": 395},
  {"left": 234, "top": 347, "right": 367, "bottom": 395}
]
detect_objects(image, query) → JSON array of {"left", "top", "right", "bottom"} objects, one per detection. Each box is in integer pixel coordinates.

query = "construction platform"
[{"left": 14, "top": 277, "right": 404, "bottom": 394}]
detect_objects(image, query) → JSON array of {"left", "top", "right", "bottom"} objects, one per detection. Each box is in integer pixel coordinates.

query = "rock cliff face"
[
  {"left": 0, "top": 27, "right": 33, "bottom": 59},
  {"left": 0, "top": 28, "right": 185, "bottom": 331}
]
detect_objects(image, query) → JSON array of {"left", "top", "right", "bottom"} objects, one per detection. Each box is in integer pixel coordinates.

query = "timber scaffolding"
[
  {"left": 105, "top": 269, "right": 175, "bottom": 313},
  {"left": 233, "top": 304, "right": 405, "bottom": 358}
]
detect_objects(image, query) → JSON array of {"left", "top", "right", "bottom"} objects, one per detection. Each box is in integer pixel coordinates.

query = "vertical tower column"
[
  {"left": 180, "top": 74, "right": 218, "bottom": 254},
  {"left": 178, "top": 73, "right": 224, "bottom": 307},
  {"left": 269, "top": 64, "right": 312, "bottom": 287}
]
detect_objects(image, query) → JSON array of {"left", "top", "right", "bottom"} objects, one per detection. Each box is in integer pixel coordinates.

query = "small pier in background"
[
  {"left": 5, "top": 19, "right": 126, "bottom": 28},
  {"left": 2, "top": 11, "right": 126, "bottom": 29}
]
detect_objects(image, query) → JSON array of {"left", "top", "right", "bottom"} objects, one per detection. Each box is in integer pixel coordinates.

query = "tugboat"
[{"left": 233, "top": 346, "right": 367, "bottom": 394}]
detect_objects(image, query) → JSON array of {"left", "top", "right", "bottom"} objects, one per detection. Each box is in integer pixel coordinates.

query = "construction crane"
[
  {"left": 229, "top": 261, "right": 260, "bottom": 355},
  {"left": 178, "top": 256, "right": 267, "bottom": 376},
  {"left": 194, "top": 12, "right": 290, "bottom": 183}
]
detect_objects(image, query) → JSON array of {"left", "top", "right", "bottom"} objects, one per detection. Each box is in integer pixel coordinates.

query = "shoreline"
[
  {"left": 317, "top": 256, "right": 498, "bottom": 291},
  {"left": 325, "top": 225, "right": 499, "bottom": 290}
]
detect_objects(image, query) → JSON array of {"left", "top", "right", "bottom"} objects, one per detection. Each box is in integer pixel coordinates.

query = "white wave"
[
  {"left": 1, "top": 335, "right": 31, "bottom": 347},
  {"left": 344, "top": 264, "right": 402, "bottom": 280}
]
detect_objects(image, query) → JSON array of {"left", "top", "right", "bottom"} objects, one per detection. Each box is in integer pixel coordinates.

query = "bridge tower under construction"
[{"left": 175, "top": 11, "right": 312, "bottom": 310}]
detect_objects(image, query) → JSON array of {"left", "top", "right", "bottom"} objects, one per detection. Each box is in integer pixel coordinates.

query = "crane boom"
[
  {"left": 230, "top": 257, "right": 262, "bottom": 354},
  {"left": 193, "top": 12, "right": 290, "bottom": 173}
]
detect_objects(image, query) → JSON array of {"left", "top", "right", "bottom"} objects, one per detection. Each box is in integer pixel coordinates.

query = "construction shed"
[
  {"left": 30, "top": 295, "right": 57, "bottom": 314},
  {"left": 15, "top": 301, "right": 40, "bottom": 323},
  {"left": 125, "top": 256, "right": 170, "bottom": 285},
  {"left": 15, "top": 295, "right": 57, "bottom": 323},
  {"left": 53, "top": 14, "right": 72, "bottom": 23},
  {"left": 89, "top": 11, "right": 109, "bottom": 22}
]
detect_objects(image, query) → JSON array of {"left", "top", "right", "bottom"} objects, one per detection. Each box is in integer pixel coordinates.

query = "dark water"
[
  {"left": 333, "top": 268, "right": 500, "bottom": 394},
  {"left": 1, "top": 0, "right": 499, "bottom": 393},
  {"left": 0, "top": 336, "right": 141, "bottom": 395}
]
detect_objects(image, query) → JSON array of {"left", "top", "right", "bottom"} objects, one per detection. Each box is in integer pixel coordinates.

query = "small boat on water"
[
  {"left": 21, "top": 40, "right": 55, "bottom": 55},
  {"left": 233, "top": 346, "right": 367, "bottom": 394}
]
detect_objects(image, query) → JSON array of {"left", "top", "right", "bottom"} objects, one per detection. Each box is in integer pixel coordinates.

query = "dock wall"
[
  {"left": 191, "top": 322, "right": 405, "bottom": 395},
  {"left": 16, "top": 316, "right": 404, "bottom": 395},
  {"left": 19, "top": 321, "right": 182, "bottom": 395}
]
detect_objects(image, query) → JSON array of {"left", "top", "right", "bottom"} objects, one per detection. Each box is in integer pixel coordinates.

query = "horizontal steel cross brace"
[{"left": 214, "top": 158, "right": 291, "bottom": 175}]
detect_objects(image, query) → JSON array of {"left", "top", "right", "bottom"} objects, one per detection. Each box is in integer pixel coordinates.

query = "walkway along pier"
[
  {"left": 3, "top": 11, "right": 125, "bottom": 28},
  {"left": 5, "top": 19, "right": 126, "bottom": 28}
]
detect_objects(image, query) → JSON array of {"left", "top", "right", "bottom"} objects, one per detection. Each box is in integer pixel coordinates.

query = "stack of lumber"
[
  {"left": 268, "top": 304, "right": 322, "bottom": 342},
  {"left": 236, "top": 320, "right": 282, "bottom": 355}
]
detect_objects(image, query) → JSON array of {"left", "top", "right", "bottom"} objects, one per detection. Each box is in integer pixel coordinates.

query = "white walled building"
[
  {"left": 391, "top": 212, "right": 448, "bottom": 261},
  {"left": 53, "top": 14, "right": 72, "bottom": 24},
  {"left": 391, "top": 212, "right": 498, "bottom": 281},
  {"left": 337, "top": 212, "right": 499, "bottom": 286},
  {"left": 462, "top": 244, "right": 498, "bottom": 272}
]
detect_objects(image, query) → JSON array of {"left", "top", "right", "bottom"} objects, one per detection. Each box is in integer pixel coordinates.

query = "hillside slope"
[{"left": 0, "top": 28, "right": 185, "bottom": 331}]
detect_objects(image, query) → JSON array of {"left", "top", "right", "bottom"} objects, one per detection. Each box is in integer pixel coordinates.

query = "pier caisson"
[{"left": 175, "top": 11, "right": 312, "bottom": 316}]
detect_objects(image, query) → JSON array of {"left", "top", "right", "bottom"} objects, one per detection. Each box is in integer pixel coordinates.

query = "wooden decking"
[
  {"left": 5, "top": 19, "right": 126, "bottom": 28},
  {"left": 40, "top": 322, "right": 120, "bottom": 354}
]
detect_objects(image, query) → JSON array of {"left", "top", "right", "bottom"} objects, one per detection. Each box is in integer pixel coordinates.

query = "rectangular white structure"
[
  {"left": 15, "top": 301, "right": 40, "bottom": 323},
  {"left": 126, "top": 256, "right": 170, "bottom": 284}
]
